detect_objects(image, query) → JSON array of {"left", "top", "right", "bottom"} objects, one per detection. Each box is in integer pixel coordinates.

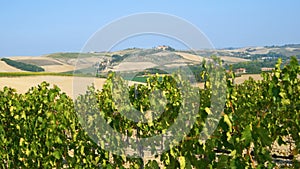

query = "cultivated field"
[
  {"left": 113, "top": 62, "right": 158, "bottom": 71},
  {"left": 0, "top": 75, "right": 147, "bottom": 98},
  {"left": 9, "top": 56, "right": 75, "bottom": 73},
  {"left": 175, "top": 52, "right": 205, "bottom": 62},
  {"left": 195, "top": 74, "right": 262, "bottom": 89},
  {"left": 219, "top": 56, "right": 250, "bottom": 63},
  {"left": 233, "top": 74, "right": 262, "bottom": 84},
  {"left": 0, "top": 74, "right": 263, "bottom": 98},
  {"left": 0, "top": 60, "right": 26, "bottom": 72},
  {"left": 0, "top": 76, "right": 105, "bottom": 98}
]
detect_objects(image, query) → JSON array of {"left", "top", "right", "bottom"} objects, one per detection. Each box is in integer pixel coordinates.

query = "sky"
[{"left": 0, "top": 0, "right": 300, "bottom": 56}]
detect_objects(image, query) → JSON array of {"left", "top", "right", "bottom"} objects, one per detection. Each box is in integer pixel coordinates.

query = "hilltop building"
[
  {"left": 156, "top": 45, "right": 175, "bottom": 51},
  {"left": 234, "top": 68, "right": 246, "bottom": 74}
]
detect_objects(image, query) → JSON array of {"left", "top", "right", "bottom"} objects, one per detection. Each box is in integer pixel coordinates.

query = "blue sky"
[{"left": 0, "top": 1, "right": 300, "bottom": 56}]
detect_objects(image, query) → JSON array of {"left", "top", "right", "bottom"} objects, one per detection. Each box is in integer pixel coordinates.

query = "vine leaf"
[{"left": 241, "top": 124, "right": 252, "bottom": 147}]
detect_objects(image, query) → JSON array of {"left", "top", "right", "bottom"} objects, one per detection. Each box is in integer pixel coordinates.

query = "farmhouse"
[
  {"left": 234, "top": 68, "right": 246, "bottom": 74},
  {"left": 156, "top": 45, "right": 175, "bottom": 51}
]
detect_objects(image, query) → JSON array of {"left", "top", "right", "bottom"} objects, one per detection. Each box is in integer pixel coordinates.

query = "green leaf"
[
  {"left": 241, "top": 124, "right": 252, "bottom": 146},
  {"left": 55, "top": 136, "right": 62, "bottom": 144},
  {"left": 145, "top": 160, "right": 160, "bottom": 169},
  {"left": 53, "top": 150, "right": 61, "bottom": 159},
  {"left": 255, "top": 127, "right": 272, "bottom": 147},
  {"left": 19, "top": 138, "right": 25, "bottom": 146},
  {"left": 178, "top": 156, "right": 186, "bottom": 169},
  {"left": 80, "top": 145, "right": 85, "bottom": 155},
  {"left": 223, "top": 114, "right": 232, "bottom": 132},
  {"left": 205, "top": 107, "right": 212, "bottom": 115}
]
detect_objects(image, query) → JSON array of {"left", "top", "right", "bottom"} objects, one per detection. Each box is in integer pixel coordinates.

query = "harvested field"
[
  {"left": 113, "top": 62, "right": 158, "bottom": 71},
  {"left": 0, "top": 76, "right": 105, "bottom": 98},
  {"left": 0, "top": 76, "right": 144, "bottom": 98},
  {"left": 175, "top": 52, "right": 205, "bottom": 62},
  {"left": 234, "top": 74, "right": 262, "bottom": 84},
  {"left": 0, "top": 61, "right": 27, "bottom": 72},
  {"left": 195, "top": 74, "right": 262, "bottom": 89},
  {"left": 9, "top": 56, "right": 75, "bottom": 73},
  {"left": 16, "top": 59, "right": 63, "bottom": 66},
  {"left": 220, "top": 56, "right": 250, "bottom": 63}
]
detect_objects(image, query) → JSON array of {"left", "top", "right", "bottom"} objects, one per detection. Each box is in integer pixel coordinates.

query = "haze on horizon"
[{"left": 1, "top": 0, "right": 300, "bottom": 57}]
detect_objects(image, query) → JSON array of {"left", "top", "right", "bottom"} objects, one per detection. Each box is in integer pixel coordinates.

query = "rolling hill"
[{"left": 0, "top": 44, "right": 299, "bottom": 75}]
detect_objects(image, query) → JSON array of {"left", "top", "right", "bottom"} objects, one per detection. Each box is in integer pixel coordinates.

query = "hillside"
[
  {"left": 0, "top": 60, "right": 27, "bottom": 72},
  {"left": 0, "top": 44, "right": 299, "bottom": 99},
  {"left": 0, "top": 44, "right": 299, "bottom": 75},
  {"left": 8, "top": 56, "right": 75, "bottom": 73}
]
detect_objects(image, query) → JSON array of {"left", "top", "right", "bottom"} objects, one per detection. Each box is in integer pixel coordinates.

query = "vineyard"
[{"left": 0, "top": 57, "right": 299, "bottom": 168}]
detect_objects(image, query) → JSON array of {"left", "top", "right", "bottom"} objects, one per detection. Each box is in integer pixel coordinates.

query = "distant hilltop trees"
[
  {"left": 1, "top": 58, "right": 45, "bottom": 72},
  {"left": 156, "top": 45, "right": 175, "bottom": 51}
]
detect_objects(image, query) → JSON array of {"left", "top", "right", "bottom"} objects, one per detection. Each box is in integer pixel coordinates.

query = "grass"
[{"left": 128, "top": 76, "right": 148, "bottom": 83}]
